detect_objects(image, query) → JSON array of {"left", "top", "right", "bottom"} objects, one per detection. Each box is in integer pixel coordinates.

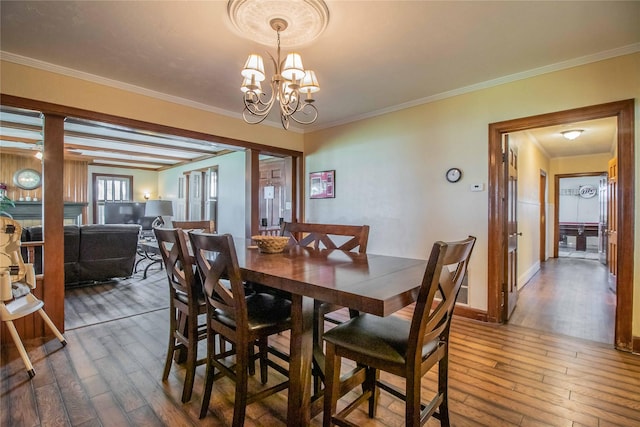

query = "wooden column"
[
  {"left": 43, "top": 113, "right": 65, "bottom": 333},
  {"left": 245, "top": 149, "right": 260, "bottom": 238}
]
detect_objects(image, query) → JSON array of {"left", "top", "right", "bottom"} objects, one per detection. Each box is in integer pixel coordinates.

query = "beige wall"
[
  {"left": 305, "top": 53, "right": 640, "bottom": 334},
  {"left": 550, "top": 153, "right": 610, "bottom": 181},
  {"left": 511, "top": 132, "right": 551, "bottom": 288},
  {"left": 0, "top": 60, "right": 304, "bottom": 152},
  {"left": 1, "top": 53, "right": 639, "bottom": 336}
]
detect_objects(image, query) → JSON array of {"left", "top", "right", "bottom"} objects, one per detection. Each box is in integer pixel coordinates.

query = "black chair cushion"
[
  {"left": 175, "top": 290, "right": 206, "bottom": 307},
  {"left": 323, "top": 314, "right": 438, "bottom": 366},
  {"left": 213, "top": 292, "right": 291, "bottom": 331}
]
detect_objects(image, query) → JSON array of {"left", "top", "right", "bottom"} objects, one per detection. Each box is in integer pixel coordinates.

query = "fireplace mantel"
[{"left": 5, "top": 201, "right": 88, "bottom": 222}]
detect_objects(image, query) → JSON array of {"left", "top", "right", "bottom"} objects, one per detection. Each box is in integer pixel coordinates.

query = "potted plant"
[{"left": 0, "top": 183, "right": 15, "bottom": 218}]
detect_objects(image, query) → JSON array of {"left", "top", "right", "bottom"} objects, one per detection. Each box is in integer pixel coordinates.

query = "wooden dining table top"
[
  {"left": 229, "top": 237, "right": 429, "bottom": 426},
  {"left": 234, "top": 237, "right": 428, "bottom": 316}
]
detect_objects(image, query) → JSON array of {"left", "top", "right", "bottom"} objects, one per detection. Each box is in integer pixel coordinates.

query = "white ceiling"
[{"left": 1, "top": 1, "right": 638, "bottom": 159}]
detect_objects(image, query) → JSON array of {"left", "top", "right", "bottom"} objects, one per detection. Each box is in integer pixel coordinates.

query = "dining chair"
[
  {"left": 154, "top": 227, "right": 207, "bottom": 403},
  {"left": 171, "top": 220, "right": 215, "bottom": 233},
  {"left": 0, "top": 217, "right": 67, "bottom": 379},
  {"left": 281, "top": 221, "right": 369, "bottom": 253},
  {"left": 280, "top": 221, "right": 370, "bottom": 392},
  {"left": 322, "top": 236, "right": 476, "bottom": 427},
  {"left": 189, "top": 232, "right": 291, "bottom": 426}
]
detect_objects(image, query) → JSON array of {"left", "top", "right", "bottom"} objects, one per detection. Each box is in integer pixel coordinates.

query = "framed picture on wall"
[{"left": 309, "top": 170, "right": 335, "bottom": 199}]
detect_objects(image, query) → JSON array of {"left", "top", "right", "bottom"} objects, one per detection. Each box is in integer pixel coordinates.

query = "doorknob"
[{"left": 517, "top": 232, "right": 523, "bottom": 236}]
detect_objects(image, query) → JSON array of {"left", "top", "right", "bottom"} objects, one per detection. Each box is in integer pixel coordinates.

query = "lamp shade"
[
  {"left": 281, "top": 53, "right": 305, "bottom": 81},
  {"left": 145, "top": 200, "right": 173, "bottom": 217},
  {"left": 241, "top": 54, "right": 266, "bottom": 82},
  {"left": 300, "top": 70, "right": 320, "bottom": 93}
]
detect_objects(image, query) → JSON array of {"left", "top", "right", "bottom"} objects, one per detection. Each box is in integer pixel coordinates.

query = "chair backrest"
[
  {"left": 408, "top": 236, "right": 476, "bottom": 362},
  {"left": 154, "top": 227, "right": 201, "bottom": 302},
  {"left": 171, "top": 220, "right": 215, "bottom": 233},
  {"left": 189, "top": 232, "right": 248, "bottom": 329},
  {"left": 281, "top": 221, "right": 370, "bottom": 253},
  {"left": 0, "top": 217, "right": 27, "bottom": 283}
]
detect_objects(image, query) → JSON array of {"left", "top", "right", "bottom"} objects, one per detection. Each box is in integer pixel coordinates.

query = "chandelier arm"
[
  {"left": 243, "top": 81, "right": 278, "bottom": 115},
  {"left": 244, "top": 95, "right": 272, "bottom": 115},
  {"left": 279, "top": 89, "right": 303, "bottom": 117},
  {"left": 280, "top": 114, "right": 290, "bottom": 130},
  {"left": 289, "top": 102, "right": 319, "bottom": 125},
  {"left": 243, "top": 107, "right": 272, "bottom": 125}
]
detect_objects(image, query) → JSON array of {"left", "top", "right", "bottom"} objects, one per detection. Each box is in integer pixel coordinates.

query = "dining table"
[{"left": 233, "top": 238, "right": 428, "bottom": 426}]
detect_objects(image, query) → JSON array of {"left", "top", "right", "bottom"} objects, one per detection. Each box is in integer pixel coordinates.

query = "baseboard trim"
[
  {"left": 633, "top": 336, "right": 640, "bottom": 355},
  {"left": 518, "top": 261, "right": 540, "bottom": 290},
  {"left": 454, "top": 305, "right": 488, "bottom": 322}
]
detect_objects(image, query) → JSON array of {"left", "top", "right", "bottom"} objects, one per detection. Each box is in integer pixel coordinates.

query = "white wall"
[
  {"left": 158, "top": 151, "right": 247, "bottom": 238},
  {"left": 558, "top": 176, "right": 603, "bottom": 223}
]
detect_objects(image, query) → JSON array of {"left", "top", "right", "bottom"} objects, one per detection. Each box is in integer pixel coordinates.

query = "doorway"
[{"left": 487, "top": 99, "right": 635, "bottom": 352}]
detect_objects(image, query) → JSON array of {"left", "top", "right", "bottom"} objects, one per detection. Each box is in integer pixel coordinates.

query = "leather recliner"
[{"left": 23, "top": 224, "right": 140, "bottom": 287}]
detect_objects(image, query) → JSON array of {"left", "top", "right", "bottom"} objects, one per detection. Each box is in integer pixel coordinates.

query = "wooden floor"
[
  {"left": 2, "top": 258, "right": 639, "bottom": 426},
  {"left": 64, "top": 266, "right": 168, "bottom": 330},
  {"left": 509, "top": 257, "right": 615, "bottom": 344}
]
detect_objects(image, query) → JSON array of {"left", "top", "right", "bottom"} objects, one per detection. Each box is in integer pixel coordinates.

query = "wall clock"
[
  {"left": 445, "top": 167, "right": 462, "bottom": 183},
  {"left": 13, "top": 168, "right": 42, "bottom": 190}
]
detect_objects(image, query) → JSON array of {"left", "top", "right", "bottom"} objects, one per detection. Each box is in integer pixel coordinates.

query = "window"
[{"left": 93, "top": 174, "right": 133, "bottom": 223}]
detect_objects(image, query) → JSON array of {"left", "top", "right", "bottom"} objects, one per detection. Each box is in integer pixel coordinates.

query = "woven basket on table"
[{"left": 251, "top": 236, "right": 290, "bottom": 254}]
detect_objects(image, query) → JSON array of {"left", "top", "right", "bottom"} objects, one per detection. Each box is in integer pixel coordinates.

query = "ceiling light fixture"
[
  {"left": 34, "top": 140, "right": 43, "bottom": 160},
  {"left": 228, "top": 0, "right": 329, "bottom": 130},
  {"left": 240, "top": 18, "right": 320, "bottom": 129},
  {"left": 562, "top": 130, "right": 583, "bottom": 140}
]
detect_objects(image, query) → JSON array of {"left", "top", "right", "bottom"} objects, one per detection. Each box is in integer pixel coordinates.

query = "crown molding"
[{"left": 3, "top": 42, "right": 639, "bottom": 134}]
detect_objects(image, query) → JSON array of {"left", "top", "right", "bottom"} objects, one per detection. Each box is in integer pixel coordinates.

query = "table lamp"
[{"left": 145, "top": 200, "right": 173, "bottom": 228}]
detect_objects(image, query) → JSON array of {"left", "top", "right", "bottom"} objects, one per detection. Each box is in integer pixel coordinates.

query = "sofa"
[{"left": 22, "top": 224, "right": 141, "bottom": 287}]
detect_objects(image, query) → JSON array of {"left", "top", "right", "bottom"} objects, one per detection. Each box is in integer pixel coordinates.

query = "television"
[{"left": 103, "top": 202, "right": 155, "bottom": 230}]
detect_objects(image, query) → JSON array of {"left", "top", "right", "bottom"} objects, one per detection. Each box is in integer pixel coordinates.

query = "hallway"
[{"left": 508, "top": 257, "right": 615, "bottom": 344}]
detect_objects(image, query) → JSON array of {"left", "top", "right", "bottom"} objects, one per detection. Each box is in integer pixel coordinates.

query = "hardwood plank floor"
[
  {"left": 3, "top": 305, "right": 639, "bottom": 426},
  {"left": 509, "top": 258, "right": 615, "bottom": 344},
  {"left": 64, "top": 266, "right": 168, "bottom": 330}
]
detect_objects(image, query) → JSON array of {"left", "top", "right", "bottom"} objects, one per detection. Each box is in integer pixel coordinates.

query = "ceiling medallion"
[{"left": 227, "top": 0, "right": 329, "bottom": 47}]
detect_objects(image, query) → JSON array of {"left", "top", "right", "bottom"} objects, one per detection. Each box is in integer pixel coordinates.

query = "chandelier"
[{"left": 240, "top": 18, "right": 320, "bottom": 129}]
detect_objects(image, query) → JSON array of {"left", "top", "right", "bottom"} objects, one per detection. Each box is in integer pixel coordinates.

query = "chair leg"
[
  {"left": 322, "top": 342, "right": 341, "bottom": 427},
  {"left": 313, "top": 301, "right": 326, "bottom": 394},
  {"left": 36, "top": 308, "right": 66, "bottom": 345},
  {"left": 248, "top": 341, "right": 256, "bottom": 376},
  {"left": 438, "top": 350, "right": 451, "bottom": 427},
  {"left": 162, "top": 308, "right": 177, "bottom": 381},
  {"left": 4, "top": 320, "right": 35, "bottom": 378},
  {"left": 181, "top": 317, "right": 198, "bottom": 403},
  {"left": 365, "top": 367, "right": 379, "bottom": 418},
  {"left": 258, "top": 337, "right": 268, "bottom": 384},
  {"left": 406, "top": 374, "right": 421, "bottom": 427},
  {"left": 199, "top": 331, "right": 217, "bottom": 419},
  {"left": 233, "top": 343, "right": 250, "bottom": 427}
]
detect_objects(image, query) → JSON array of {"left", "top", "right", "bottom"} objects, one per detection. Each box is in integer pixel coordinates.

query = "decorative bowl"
[{"left": 251, "top": 235, "right": 290, "bottom": 254}]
